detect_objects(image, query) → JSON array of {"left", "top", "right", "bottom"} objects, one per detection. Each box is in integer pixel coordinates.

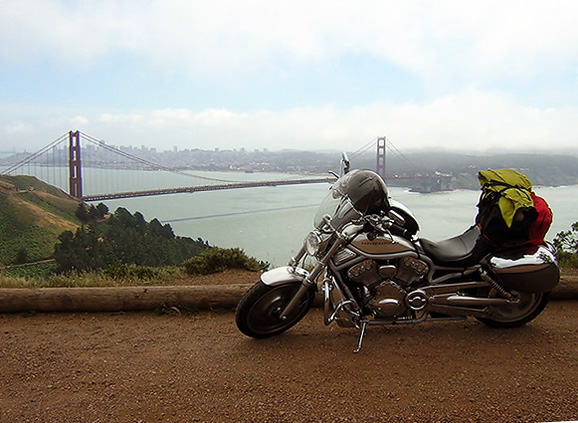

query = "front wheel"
[
  {"left": 235, "top": 281, "right": 315, "bottom": 339},
  {"left": 476, "top": 289, "right": 550, "bottom": 328}
]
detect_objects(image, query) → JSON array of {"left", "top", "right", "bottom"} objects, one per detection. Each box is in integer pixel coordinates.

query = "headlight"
[{"left": 305, "top": 231, "right": 323, "bottom": 256}]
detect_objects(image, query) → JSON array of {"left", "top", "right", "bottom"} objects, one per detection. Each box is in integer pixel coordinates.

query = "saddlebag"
[{"left": 489, "top": 244, "right": 559, "bottom": 293}]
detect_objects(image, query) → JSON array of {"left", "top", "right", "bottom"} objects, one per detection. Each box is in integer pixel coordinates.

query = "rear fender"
[{"left": 261, "top": 266, "right": 309, "bottom": 286}]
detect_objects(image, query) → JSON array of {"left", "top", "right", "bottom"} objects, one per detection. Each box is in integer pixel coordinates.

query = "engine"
[{"left": 346, "top": 256, "right": 429, "bottom": 318}]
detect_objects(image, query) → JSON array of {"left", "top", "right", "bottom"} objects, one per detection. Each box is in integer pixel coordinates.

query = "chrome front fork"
[{"left": 280, "top": 237, "right": 349, "bottom": 321}]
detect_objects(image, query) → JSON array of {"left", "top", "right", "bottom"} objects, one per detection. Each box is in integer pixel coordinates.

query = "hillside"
[{"left": 0, "top": 175, "right": 81, "bottom": 265}]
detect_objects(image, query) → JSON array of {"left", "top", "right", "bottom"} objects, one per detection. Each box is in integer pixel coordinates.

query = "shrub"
[
  {"left": 0, "top": 261, "right": 58, "bottom": 282},
  {"left": 556, "top": 251, "right": 578, "bottom": 269},
  {"left": 103, "top": 262, "right": 159, "bottom": 280},
  {"left": 553, "top": 222, "right": 578, "bottom": 268},
  {"left": 14, "top": 248, "right": 28, "bottom": 265},
  {"left": 183, "top": 247, "right": 269, "bottom": 275}
]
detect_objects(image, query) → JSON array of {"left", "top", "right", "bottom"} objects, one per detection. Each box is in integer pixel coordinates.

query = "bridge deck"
[
  {"left": 81, "top": 177, "right": 336, "bottom": 201},
  {"left": 3, "top": 131, "right": 454, "bottom": 200}
]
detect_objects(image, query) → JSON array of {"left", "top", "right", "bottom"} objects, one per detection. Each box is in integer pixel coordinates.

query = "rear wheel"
[
  {"left": 476, "top": 289, "right": 550, "bottom": 328},
  {"left": 235, "top": 281, "right": 315, "bottom": 338}
]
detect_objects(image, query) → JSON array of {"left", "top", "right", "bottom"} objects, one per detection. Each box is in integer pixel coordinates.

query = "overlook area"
[{"left": 2, "top": 297, "right": 578, "bottom": 422}]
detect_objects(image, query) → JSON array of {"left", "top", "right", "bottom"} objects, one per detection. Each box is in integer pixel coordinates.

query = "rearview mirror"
[{"left": 341, "top": 152, "right": 350, "bottom": 175}]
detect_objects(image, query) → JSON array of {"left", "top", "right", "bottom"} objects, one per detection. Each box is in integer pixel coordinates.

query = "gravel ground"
[{"left": 1, "top": 295, "right": 578, "bottom": 422}]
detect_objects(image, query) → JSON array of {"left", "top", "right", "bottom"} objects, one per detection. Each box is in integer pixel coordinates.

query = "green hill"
[{"left": 0, "top": 175, "right": 82, "bottom": 265}]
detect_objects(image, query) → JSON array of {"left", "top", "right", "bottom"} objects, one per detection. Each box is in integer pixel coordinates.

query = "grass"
[
  {"left": 0, "top": 264, "right": 186, "bottom": 289},
  {"left": 0, "top": 247, "right": 268, "bottom": 289},
  {"left": 0, "top": 175, "right": 81, "bottom": 265}
]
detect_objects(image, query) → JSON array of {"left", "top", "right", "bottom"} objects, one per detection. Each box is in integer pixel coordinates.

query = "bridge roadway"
[{"left": 81, "top": 177, "right": 336, "bottom": 202}]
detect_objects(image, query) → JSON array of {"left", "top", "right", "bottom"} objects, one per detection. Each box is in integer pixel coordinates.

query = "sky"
[{"left": 1, "top": 0, "right": 578, "bottom": 154}]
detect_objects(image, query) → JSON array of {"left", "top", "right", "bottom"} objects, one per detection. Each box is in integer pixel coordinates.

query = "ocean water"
[{"left": 72, "top": 169, "right": 578, "bottom": 267}]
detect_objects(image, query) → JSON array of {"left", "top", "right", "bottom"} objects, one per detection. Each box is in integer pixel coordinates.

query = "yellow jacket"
[{"left": 477, "top": 169, "right": 534, "bottom": 228}]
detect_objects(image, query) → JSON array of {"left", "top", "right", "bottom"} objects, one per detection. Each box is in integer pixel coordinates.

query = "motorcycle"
[{"left": 235, "top": 154, "right": 560, "bottom": 353}]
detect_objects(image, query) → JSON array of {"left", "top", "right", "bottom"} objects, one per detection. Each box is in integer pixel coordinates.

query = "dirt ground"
[{"left": 1, "top": 272, "right": 578, "bottom": 422}]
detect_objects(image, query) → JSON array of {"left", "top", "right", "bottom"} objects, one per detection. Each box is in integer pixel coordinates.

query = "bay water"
[{"left": 70, "top": 169, "right": 578, "bottom": 267}]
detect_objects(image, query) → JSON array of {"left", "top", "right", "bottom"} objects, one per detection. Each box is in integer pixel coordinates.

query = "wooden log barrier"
[
  {"left": 0, "top": 285, "right": 250, "bottom": 313},
  {"left": 550, "top": 275, "right": 578, "bottom": 301},
  {"left": 0, "top": 277, "right": 574, "bottom": 313},
  {"left": 0, "top": 284, "right": 325, "bottom": 313}
]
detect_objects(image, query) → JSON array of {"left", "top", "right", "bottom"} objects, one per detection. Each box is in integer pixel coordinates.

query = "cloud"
[
  {"left": 2, "top": 1, "right": 577, "bottom": 154},
  {"left": 1, "top": 88, "right": 576, "bottom": 153},
  {"left": 4, "top": 122, "right": 34, "bottom": 135},
  {"left": 3, "top": 0, "right": 578, "bottom": 86},
  {"left": 70, "top": 115, "right": 90, "bottom": 127},
  {"left": 0, "top": 0, "right": 119, "bottom": 64},
  {"left": 82, "top": 89, "right": 578, "bottom": 152}
]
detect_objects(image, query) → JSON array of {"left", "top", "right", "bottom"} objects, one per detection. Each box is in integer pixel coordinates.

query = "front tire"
[
  {"left": 235, "top": 281, "right": 315, "bottom": 338},
  {"left": 476, "top": 289, "right": 550, "bottom": 328}
]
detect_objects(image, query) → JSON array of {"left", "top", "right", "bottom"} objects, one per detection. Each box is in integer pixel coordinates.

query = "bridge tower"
[
  {"left": 68, "top": 130, "right": 83, "bottom": 199},
  {"left": 376, "top": 137, "right": 386, "bottom": 180}
]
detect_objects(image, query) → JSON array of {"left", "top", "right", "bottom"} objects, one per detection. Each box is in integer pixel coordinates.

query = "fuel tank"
[{"left": 350, "top": 233, "right": 416, "bottom": 255}]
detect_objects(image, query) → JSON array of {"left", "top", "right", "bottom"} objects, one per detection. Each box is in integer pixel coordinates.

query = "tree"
[
  {"left": 113, "top": 207, "right": 137, "bottom": 229},
  {"left": 148, "top": 218, "right": 174, "bottom": 239},
  {"left": 54, "top": 206, "right": 209, "bottom": 272},
  {"left": 75, "top": 203, "right": 108, "bottom": 225},
  {"left": 75, "top": 204, "right": 90, "bottom": 224},
  {"left": 95, "top": 203, "right": 109, "bottom": 219},
  {"left": 553, "top": 222, "right": 578, "bottom": 267}
]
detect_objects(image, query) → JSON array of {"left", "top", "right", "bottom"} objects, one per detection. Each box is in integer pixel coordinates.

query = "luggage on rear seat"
[{"left": 475, "top": 169, "right": 552, "bottom": 248}]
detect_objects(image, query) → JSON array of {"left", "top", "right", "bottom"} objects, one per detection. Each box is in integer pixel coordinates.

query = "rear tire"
[
  {"left": 476, "top": 289, "right": 550, "bottom": 328},
  {"left": 235, "top": 281, "right": 315, "bottom": 338}
]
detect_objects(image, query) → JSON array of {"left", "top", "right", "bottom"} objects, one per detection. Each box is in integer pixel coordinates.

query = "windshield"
[
  {"left": 314, "top": 169, "right": 389, "bottom": 229},
  {"left": 313, "top": 183, "right": 363, "bottom": 230}
]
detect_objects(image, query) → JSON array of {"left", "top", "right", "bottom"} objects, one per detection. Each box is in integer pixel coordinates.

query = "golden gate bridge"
[{"left": 0, "top": 131, "right": 451, "bottom": 201}]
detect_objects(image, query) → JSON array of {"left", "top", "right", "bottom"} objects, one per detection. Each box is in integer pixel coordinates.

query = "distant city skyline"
[
  {"left": 2, "top": 135, "right": 578, "bottom": 157},
  {"left": 2, "top": 1, "right": 578, "bottom": 153}
]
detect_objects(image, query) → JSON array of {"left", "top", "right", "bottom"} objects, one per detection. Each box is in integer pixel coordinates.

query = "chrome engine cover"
[
  {"left": 368, "top": 281, "right": 407, "bottom": 318},
  {"left": 347, "top": 259, "right": 381, "bottom": 287},
  {"left": 344, "top": 255, "right": 431, "bottom": 319},
  {"left": 396, "top": 256, "right": 429, "bottom": 286}
]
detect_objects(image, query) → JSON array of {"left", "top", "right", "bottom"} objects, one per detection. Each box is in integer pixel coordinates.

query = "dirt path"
[{"left": 1, "top": 300, "right": 578, "bottom": 422}]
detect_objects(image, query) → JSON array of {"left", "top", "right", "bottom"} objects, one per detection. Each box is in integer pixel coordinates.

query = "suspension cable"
[
  {"left": 386, "top": 138, "right": 421, "bottom": 173},
  {"left": 79, "top": 131, "right": 246, "bottom": 184},
  {"left": 348, "top": 138, "right": 376, "bottom": 159},
  {"left": 1, "top": 133, "right": 68, "bottom": 174}
]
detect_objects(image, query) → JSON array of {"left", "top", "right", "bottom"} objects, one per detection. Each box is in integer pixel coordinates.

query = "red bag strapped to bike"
[{"left": 475, "top": 169, "right": 553, "bottom": 248}]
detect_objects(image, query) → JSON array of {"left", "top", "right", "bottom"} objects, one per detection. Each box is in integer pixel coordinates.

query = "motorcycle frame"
[
  {"left": 322, "top": 253, "right": 517, "bottom": 353},
  {"left": 261, "top": 214, "right": 521, "bottom": 353}
]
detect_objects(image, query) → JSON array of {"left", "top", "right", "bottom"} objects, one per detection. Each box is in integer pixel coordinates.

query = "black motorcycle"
[{"left": 235, "top": 155, "right": 559, "bottom": 352}]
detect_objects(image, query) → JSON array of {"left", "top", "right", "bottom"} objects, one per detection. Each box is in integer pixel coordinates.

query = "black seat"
[{"left": 420, "top": 225, "right": 488, "bottom": 267}]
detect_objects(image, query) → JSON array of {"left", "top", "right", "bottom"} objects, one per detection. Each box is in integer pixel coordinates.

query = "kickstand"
[{"left": 353, "top": 321, "right": 368, "bottom": 354}]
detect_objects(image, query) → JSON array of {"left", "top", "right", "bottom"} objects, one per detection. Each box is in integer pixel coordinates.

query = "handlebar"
[{"left": 365, "top": 214, "right": 408, "bottom": 239}]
